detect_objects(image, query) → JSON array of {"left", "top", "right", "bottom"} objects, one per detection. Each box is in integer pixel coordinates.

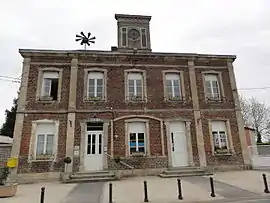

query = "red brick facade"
[{"left": 14, "top": 50, "right": 246, "bottom": 174}]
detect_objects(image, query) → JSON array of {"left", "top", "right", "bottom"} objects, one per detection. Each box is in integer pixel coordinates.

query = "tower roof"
[{"left": 115, "top": 14, "right": 151, "bottom": 21}]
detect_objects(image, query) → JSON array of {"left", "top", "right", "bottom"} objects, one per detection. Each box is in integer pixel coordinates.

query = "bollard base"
[
  {"left": 178, "top": 195, "right": 183, "bottom": 200},
  {"left": 210, "top": 193, "right": 216, "bottom": 197}
]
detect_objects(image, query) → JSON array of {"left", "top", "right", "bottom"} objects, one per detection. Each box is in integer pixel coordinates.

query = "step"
[
  {"left": 63, "top": 176, "right": 116, "bottom": 183},
  {"left": 70, "top": 172, "right": 115, "bottom": 179},
  {"left": 159, "top": 172, "right": 212, "bottom": 178},
  {"left": 75, "top": 170, "right": 113, "bottom": 175},
  {"left": 167, "top": 167, "right": 203, "bottom": 171},
  {"left": 61, "top": 170, "right": 117, "bottom": 183},
  {"left": 164, "top": 169, "right": 207, "bottom": 175},
  {"left": 159, "top": 167, "right": 213, "bottom": 178}
]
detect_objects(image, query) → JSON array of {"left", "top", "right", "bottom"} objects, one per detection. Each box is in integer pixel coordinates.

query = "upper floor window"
[
  {"left": 87, "top": 72, "right": 104, "bottom": 100},
  {"left": 41, "top": 72, "right": 59, "bottom": 101},
  {"left": 165, "top": 73, "right": 181, "bottom": 100},
  {"left": 121, "top": 27, "right": 127, "bottom": 47},
  {"left": 127, "top": 72, "right": 143, "bottom": 101},
  {"left": 211, "top": 121, "right": 229, "bottom": 154},
  {"left": 141, "top": 28, "right": 147, "bottom": 48},
  {"left": 204, "top": 74, "right": 220, "bottom": 101}
]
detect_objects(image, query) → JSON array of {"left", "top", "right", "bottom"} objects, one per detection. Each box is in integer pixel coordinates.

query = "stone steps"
[
  {"left": 159, "top": 167, "right": 213, "bottom": 178},
  {"left": 61, "top": 171, "right": 116, "bottom": 183}
]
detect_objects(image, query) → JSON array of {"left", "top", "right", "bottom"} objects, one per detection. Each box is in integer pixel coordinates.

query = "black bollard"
[
  {"left": 109, "top": 183, "right": 113, "bottom": 203},
  {"left": 40, "top": 187, "right": 45, "bottom": 203},
  {"left": 143, "top": 180, "right": 149, "bottom": 202},
  {"left": 177, "top": 178, "right": 183, "bottom": 200},
  {"left": 262, "top": 174, "right": 270, "bottom": 193},
  {"left": 210, "top": 177, "right": 216, "bottom": 197}
]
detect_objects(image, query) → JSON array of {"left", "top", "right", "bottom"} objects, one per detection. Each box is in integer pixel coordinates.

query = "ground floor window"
[
  {"left": 36, "top": 134, "right": 54, "bottom": 155},
  {"left": 128, "top": 122, "right": 146, "bottom": 155},
  {"left": 211, "top": 121, "right": 229, "bottom": 154},
  {"left": 35, "top": 122, "right": 57, "bottom": 159},
  {"left": 129, "top": 132, "right": 145, "bottom": 153}
]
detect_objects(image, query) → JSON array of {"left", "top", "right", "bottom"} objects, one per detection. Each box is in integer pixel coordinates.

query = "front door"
[
  {"left": 170, "top": 122, "right": 188, "bottom": 167},
  {"left": 84, "top": 131, "right": 103, "bottom": 171}
]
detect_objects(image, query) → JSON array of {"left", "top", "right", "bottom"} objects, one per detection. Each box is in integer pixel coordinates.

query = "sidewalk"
[
  {"left": 101, "top": 170, "right": 270, "bottom": 203},
  {"left": 101, "top": 176, "right": 223, "bottom": 203},
  {"left": 0, "top": 182, "right": 76, "bottom": 203},
  {"left": 0, "top": 170, "right": 269, "bottom": 203},
  {"left": 214, "top": 170, "right": 270, "bottom": 194}
]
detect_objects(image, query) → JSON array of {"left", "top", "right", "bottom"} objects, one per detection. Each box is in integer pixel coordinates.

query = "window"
[
  {"left": 36, "top": 134, "right": 54, "bottom": 155},
  {"left": 165, "top": 73, "right": 181, "bottom": 100},
  {"left": 141, "top": 28, "right": 147, "bottom": 48},
  {"left": 41, "top": 72, "right": 59, "bottom": 101},
  {"left": 121, "top": 27, "right": 127, "bottom": 47},
  {"left": 128, "top": 122, "right": 146, "bottom": 154},
  {"left": 87, "top": 72, "right": 104, "bottom": 100},
  {"left": 127, "top": 72, "right": 143, "bottom": 101},
  {"left": 204, "top": 74, "right": 220, "bottom": 100},
  {"left": 35, "top": 123, "right": 56, "bottom": 158},
  {"left": 211, "top": 121, "right": 229, "bottom": 154}
]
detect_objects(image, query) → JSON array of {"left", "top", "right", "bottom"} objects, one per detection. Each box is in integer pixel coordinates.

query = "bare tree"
[
  {"left": 239, "top": 96, "right": 270, "bottom": 143},
  {"left": 239, "top": 95, "right": 250, "bottom": 124}
]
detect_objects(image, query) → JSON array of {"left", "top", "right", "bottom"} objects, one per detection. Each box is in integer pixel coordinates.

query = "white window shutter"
[
  {"left": 205, "top": 74, "right": 218, "bottom": 82},
  {"left": 128, "top": 73, "right": 142, "bottom": 80},
  {"left": 165, "top": 73, "right": 180, "bottom": 80},
  {"left": 88, "top": 72, "right": 104, "bottom": 79},
  {"left": 43, "top": 72, "right": 59, "bottom": 79},
  {"left": 211, "top": 121, "right": 226, "bottom": 132},
  {"left": 128, "top": 122, "right": 146, "bottom": 133}
]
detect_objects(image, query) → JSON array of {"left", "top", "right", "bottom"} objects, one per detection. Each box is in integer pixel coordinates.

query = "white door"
[
  {"left": 84, "top": 131, "right": 103, "bottom": 171},
  {"left": 170, "top": 122, "right": 188, "bottom": 167}
]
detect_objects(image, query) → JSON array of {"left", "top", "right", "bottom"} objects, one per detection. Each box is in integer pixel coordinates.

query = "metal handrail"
[{"left": 105, "top": 153, "right": 134, "bottom": 169}]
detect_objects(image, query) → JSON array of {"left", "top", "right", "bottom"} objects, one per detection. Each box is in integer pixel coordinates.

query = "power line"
[
  {"left": 0, "top": 78, "right": 20, "bottom": 83},
  {"left": 0, "top": 76, "right": 20, "bottom": 80},
  {"left": 238, "top": 86, "right": 270, "bottom": 91}
]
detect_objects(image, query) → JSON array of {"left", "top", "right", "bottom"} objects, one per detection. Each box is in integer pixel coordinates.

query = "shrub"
[{"left": 0, "top": 166, "right": 10, "bottom": 186}]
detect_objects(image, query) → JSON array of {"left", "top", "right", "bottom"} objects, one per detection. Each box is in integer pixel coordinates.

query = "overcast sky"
[{"left": 0, "top": 0, "right": 269, "bottom": 125}]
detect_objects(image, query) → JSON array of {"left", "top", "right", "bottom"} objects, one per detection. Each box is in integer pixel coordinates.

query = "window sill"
[
  {"left": 30, "top": 159, "right": 55, "bottom": 162},
  {"left": 206, "top": 97, "right": 226, "bottom": 103},
  {"left": 37, "top": 99, "right": 59, "bottom": 103},
  {"left": 164, "top": 97, "right": 187, "bottom": 103},
  {"left": 84, "top": 97, "right": 106, "bottom": 102},
  {"left": 213, "top": 151, "right": 234, "bottom": 156},
  {"left": 130, "top": 152, "right": 145, "bottom": 157},
  {"left": 125, "top": 100, "right": 146, "bottom": 103},
  {"left": 84, "top": 99, "right": 106, "bottom": 103}
]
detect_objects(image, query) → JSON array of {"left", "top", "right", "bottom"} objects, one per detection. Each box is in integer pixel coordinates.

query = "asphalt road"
[{"left": 200, "top": 196, "right": 270, "bottom": 203}]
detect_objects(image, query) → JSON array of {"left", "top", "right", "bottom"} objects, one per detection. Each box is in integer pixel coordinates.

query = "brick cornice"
[{"left": 19, "top": 49, "right": 236, "bottom": 63}]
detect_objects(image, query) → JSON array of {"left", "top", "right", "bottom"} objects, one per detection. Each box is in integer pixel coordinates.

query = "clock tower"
[{"left": 115, "top": 14, "right": 152, "bottom": 52}]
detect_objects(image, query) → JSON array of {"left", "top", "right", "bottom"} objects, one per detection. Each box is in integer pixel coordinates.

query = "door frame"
[
  {"left": 170, "top": 130, "right": 189, "bottom": 167},
  {"left": 84, "top": 130, "right": 104, "bottom": 171},
  {"left": 79, "top": 120, "right": 109, "bottom": 172},
  {"left": 165, "top": 119, "right": 194, "bottom": 168}
]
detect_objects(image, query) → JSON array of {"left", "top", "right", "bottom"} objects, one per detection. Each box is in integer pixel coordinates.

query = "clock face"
[{"left": 128, "top": 29, "right": 140, "bottom": 40}]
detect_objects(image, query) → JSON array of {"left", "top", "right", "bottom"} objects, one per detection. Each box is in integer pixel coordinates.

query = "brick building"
[{"left": 10, "top": 14, "right": 249, "bottom": 181}]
